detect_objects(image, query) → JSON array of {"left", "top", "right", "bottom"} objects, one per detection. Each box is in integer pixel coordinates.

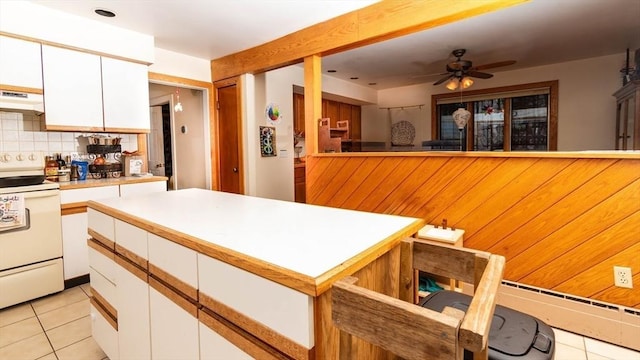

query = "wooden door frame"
[
  {"left": 147, "top": 72, "right": 215, "bottom": 189},
  {"left": 213, "top": 76, "right": 244, "bottom": 194}
]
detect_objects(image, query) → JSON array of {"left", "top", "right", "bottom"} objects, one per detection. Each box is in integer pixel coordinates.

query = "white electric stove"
[{"left": 0, "top": 151, "right": 63, "bottom": 309}]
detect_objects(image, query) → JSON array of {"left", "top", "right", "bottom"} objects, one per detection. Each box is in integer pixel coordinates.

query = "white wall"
[
  {"left": 365, "top": 53, "right": 625, "bottom": 151},
  {"left": 0, "top": 1, "right": 154, "bottom": 63},
  {"left": 149, "top": 48, "right": 212, "bottom": 83},
  {"left": 244, "top": 69, "right": 296, "bottom": 201},
  {"left": 243, "top": 65, "right": 376, "bottom": 201}
]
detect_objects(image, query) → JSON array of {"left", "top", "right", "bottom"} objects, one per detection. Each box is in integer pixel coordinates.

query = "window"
[{"left": 431, "top": 81, "right": 558, "bottom": 151}]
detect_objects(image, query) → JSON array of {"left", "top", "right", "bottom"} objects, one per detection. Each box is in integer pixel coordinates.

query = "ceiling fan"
[{"left": 432, "top": 49, "right": 516, "bottom": 90}]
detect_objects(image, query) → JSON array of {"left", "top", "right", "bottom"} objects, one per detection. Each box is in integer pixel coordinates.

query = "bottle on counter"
[
  {"left": 55, "top": 153, "right": 66, "bottom": 169},
  {"left": 45, "top": 156, "right": 59, "bottom": 181}
]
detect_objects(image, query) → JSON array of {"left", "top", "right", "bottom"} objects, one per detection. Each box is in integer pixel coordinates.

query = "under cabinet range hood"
[{"left": 0, "top": 90, "right": 44, "bottom": 115}]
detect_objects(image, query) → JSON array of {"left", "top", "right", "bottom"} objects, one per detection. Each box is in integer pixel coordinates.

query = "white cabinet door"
[
  {"left": 61, "top": 213, "right": 88, "bottom": 280},
  {"left": 199, "top": 322, "right": 253, "bottom": 360},
  {"left": 0, "top": 36, "right": 43, "bottom": 90},
  {"left": 116, "top": 261, "right": 151, "bottom": 360},
  {"left": 148, "top": 233, "right": 197, "bottom": 290},
  {"left": 150, "top": 287, "right": 199, "bottom": 360},
  {"left": 120, "top": 181, "right": 166, "bottom": 198},
  {"left": 102, "top": 57, "right": 150, "bottom": 133},
  {"left": 90, "top": 304, "right": 119, "bottom": 360},
  {"left": 42, "top": 45, "right": 103, "bottom": 131}
]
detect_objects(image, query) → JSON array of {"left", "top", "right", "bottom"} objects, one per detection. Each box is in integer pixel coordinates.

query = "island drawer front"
[
  {"left": 90, "top": 303, "right": 119, "bottom": 360},
  {"left": 89, "top": 267, "right": 117, "bottom": 312},
  {"left": 199, "top": 308, "right": 290, "bottom": 360},
  {"left": 114, "top": 219, "right": 148, "bottom": 265},
  {"left": 88, "top": 239, "right": 116, "bottom": 284},
  {"left": 148, "top": 233, "right": 198, "bottom": 291},
  {"left": 87, "top": 208, "right": 115, "bottom": 243},
  {"left": 61, "top": 185, "right": 120, "bottom": 205},
  {"left": 197, "top": 254, "right": 314, "bottom": 350}
]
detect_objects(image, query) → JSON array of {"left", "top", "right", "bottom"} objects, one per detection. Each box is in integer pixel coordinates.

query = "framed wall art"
[{"left": 259, "top": 126, "right": 277, "bottom": 157}]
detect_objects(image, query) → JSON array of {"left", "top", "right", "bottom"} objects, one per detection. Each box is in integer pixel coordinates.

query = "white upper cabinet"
[
  {"left": 102, "top": 57, "right": 150, "bottom": 132},
  {"left": 42, "top": 45, "right": 104, "bottom": 131},
  {"left": 42, "top": 45, "right": 150, "bottom": 133},
  {"left": 0, "top": 36, "right": 43, "bottom": 91}
]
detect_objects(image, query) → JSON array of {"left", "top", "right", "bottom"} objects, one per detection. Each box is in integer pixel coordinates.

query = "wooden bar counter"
[{"left": 86, "top": 189, "right": 427, "bottom": 359}]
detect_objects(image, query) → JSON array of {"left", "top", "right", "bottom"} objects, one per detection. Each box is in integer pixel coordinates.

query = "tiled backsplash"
[{"left": 0, "top": 111, "right": 139, "bottom": 157}]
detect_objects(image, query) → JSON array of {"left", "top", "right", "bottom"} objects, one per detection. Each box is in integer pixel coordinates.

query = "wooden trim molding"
[
  {"left": 200, "top": 292, "right": 313, "bottom": 360},
  {"left": 90, "top": 296, "right": 118, "bottom": 330},
  {"left": 104, "top": 127, "right": 150, "bottom": 134},
  {"left": 61, "top": 202, "right": 87, "bottom": 215},
  {"left": 88, "top": 229, "right": 115, "bottom": 251},
  {"left": 149, "top": 276, "right": 198, "bottom": 318},
  {"left": 0, "top": 84, "right": 43, "bottom": 94},
  {"left": 91, "top": 287, "right": 117, "bottom": 320},
  {"left": 210, "top": 0, "right": 527, "bottom": 81},
  {"left": 115, "top": 244, "right": 148, "bottom": 271},
  {"left": 87, "top": 237, "right": 115, "bottom": 259},
  {"left": 115, "top": 253, "right": 148, "bottom": 283},
  {"left": 42, "top": 124, "right": 104, "bottom": 132},
  {"left": 199, "top": 308, "right": 294, "bottom": 360},
  {"left": 148, "top": 263, "right": 198, "bottom": 302}
]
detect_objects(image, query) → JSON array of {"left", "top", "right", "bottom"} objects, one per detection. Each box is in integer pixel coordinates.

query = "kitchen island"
[
  {"left": 59, "top": 175, "right": 168, "bottom": 286},
  {"left": 86, "top": 188, "right": 425, "bottom": 359}
]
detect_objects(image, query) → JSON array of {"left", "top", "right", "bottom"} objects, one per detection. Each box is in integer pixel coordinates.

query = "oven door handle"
[
  {"left": 0, "top": 208, "right": 31, "bottom": 234},
  {"left": 21, "top": 189, "right": 60, "bottom": 199}
]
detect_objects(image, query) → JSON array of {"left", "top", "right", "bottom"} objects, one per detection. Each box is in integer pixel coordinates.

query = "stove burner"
[{"left": 0, "top": 175, "right": 46, "bottom": 188}]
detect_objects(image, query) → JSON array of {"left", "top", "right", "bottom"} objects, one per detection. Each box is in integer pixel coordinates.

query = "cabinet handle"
[{"left": 232, "top": 167, "right": 238, "bottom": 173}]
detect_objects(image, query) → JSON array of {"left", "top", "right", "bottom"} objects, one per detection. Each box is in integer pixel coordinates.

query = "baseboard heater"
[{"left": 491, "top": 280, "right": 639, "bottom": 351}]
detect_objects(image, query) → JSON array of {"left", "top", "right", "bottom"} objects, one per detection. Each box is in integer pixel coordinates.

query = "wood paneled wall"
[{"left": 306, "top": 153, "right": 640, "bottom": 308}]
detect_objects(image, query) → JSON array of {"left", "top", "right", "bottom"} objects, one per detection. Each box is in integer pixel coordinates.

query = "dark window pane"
[
  {"left": 511, "top": 94, "right": 548, "bottom": 151},
  {"left": 438, "top": 103, "right": 466, "bottom": 150},
  {"left": 473, "top": 99, "right": 504, "bottom": 151}
]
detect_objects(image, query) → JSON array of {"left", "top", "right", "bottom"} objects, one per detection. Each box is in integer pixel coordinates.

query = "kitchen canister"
[{"left": 71, "top": 160, "right": 89, "bottom": 180}]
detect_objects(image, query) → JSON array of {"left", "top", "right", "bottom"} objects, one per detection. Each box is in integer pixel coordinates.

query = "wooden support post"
[{"left": 304, "top": 55, "right": 321, "bottom": 156}]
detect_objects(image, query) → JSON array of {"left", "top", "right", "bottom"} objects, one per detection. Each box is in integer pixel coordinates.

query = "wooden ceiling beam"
[{"left": 210, "top": 0, "right": 528, "bottom": 82}]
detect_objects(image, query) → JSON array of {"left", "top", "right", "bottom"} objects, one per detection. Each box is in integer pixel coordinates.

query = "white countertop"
[{"left": 92, "top": 188, "right": 421, "bottom": 279}]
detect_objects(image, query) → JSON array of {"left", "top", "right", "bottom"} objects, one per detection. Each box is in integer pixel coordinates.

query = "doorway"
[
  {"left": 149, "top": 83, "right": 210, "bottom": 190},
  {"left": 215, "top": 79, "right": 243, "bottom": 194},
  {"left": 148, "top": 104, "right": 173, "bottom": 184}
]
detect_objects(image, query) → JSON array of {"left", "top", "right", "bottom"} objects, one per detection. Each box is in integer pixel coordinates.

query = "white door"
[{"left": 148, "top": 106, "right": 165, "bottom": 177}]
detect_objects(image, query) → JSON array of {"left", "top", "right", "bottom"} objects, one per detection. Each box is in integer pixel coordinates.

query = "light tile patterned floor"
[
  {"left": 0, "top": 284, "right": 107, "bottom": 360},
  {"left": 1, "top": 284, "right": 639, "bottom": 360}
]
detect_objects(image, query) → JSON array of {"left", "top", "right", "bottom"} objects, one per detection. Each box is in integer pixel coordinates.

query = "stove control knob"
[
  {"left": 1, "top": 154, "right": 11, "bottom": 162},
  {"left": 28, "top": 153, "right": 38, "bottom": 161},
  {"left": 16, "top": 154, "right": 25, "bottom": 161}
]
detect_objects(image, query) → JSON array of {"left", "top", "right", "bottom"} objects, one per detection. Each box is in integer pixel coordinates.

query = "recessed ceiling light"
[
  {"left": 327, "top": 70, "right": 337, "bottom": 73},
  {"left": 95, "top": 8, "right": 116, "bottom": 17},
  {"left": 368, "top": 82, "right": 377, "bottom": 86},
  {"left": 350, "top": 77, "right": 359, "bottom": 80}
]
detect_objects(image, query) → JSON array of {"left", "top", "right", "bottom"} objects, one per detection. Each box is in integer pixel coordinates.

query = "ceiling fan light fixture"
[
  {"left": 461, "top": 76, "right": 474, "bottom": 89},
  {"left": 445, "top": 78, "right": 459, "bottom": 91}
]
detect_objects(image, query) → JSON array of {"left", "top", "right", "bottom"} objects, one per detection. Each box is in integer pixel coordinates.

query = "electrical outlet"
[{"left": 614, "top": 266, "right": 633, "bottom": 289}]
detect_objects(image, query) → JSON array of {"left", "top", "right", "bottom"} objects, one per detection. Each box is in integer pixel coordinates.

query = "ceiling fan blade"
[
  {"left": 474, "top": 60, "right": 516, "bottom": 71},
  {"left": 466, "top": 70, "right": 493, "bottom": 79},
  {"left": 411, "top": 71, "right": 448, "bottom": 79},
  {"left": 433, "top": 74, "right": 454, "bottom": 85}
]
